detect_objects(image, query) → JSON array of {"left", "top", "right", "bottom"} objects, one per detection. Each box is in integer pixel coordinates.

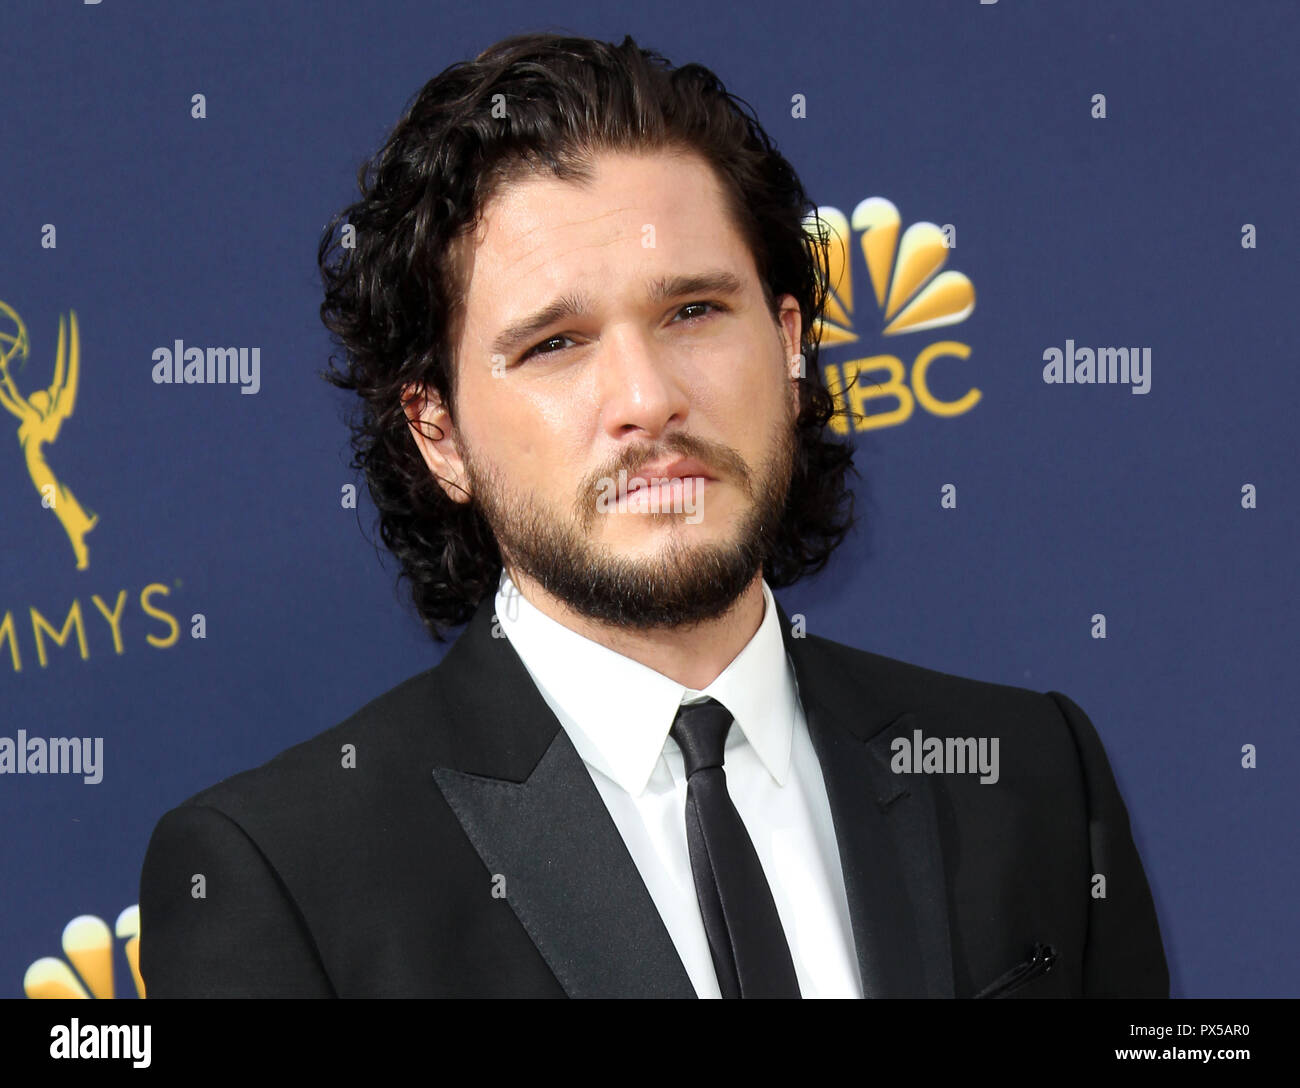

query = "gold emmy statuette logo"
[
  {"left": 804, "top": 198, "right": 979, "bottom": 432},
  {"left": 24, "top": 905, "right": 145, "bottom": 998},
  {"left": 0, "top": 301, "right": 99, "bottom": 569}
]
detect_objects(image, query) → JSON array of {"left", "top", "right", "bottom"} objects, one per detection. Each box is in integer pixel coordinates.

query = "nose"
[{"left": 595, "top": 325, "right": 692, "bottom": 439}]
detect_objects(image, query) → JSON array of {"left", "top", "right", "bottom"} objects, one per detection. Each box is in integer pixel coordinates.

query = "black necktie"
[{"left": 670, "top": 698, "right": 802, "bottom": 998}]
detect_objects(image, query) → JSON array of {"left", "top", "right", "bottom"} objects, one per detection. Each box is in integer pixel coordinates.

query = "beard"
[{"left": 459, "top": 406, "right": 798, "bottom": 631}]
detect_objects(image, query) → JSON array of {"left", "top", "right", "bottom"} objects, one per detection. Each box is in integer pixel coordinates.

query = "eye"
[
  {"left": 520, "top": 333, "right": 574, "bottom": 361},
  {"left": 674, "top": 300, "right": 727, "bottom": 323},
  {"left": 517, "top": 301, "right": 729, "bottom": 361}
]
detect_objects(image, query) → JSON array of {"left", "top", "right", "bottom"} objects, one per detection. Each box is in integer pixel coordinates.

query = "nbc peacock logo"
[
  {"left": 805, "top": 197, "right": 980, "bottom": 433},
  {"left": 23, "top": 905, "right": 145, "bottom": 998}
]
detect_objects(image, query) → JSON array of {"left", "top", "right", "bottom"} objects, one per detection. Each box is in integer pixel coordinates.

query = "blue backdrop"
[{"left": 3, "top": 0, "right": 1296, "bottom": 999}]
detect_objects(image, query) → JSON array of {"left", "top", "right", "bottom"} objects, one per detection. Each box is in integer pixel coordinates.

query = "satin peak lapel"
[
  {"left": 777, "top": 601, "right": 956, "bottom": 997},
  {"left": 429, "top": 595, "right": 696, "bottom": 998}
]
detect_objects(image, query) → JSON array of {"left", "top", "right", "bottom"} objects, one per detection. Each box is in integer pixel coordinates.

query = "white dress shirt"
[{"left": 493, "top": 570, "right": 863, "bottom": 998}]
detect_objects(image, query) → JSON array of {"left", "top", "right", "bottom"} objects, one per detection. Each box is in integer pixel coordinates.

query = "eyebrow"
[{"left": 487, "top": 269, "right": 746, "bottom": 359}]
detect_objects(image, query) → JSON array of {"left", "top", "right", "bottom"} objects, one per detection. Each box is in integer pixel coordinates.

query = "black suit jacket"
[{"left": 139, "top": 592, "right": 1169, "bottom": 997}]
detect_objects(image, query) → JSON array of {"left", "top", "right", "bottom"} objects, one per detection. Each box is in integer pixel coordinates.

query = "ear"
[
  {"left": 402, "top": 382, "right": 471, "bottom": 503},
  {"left": 776, "top": 294, "right": 805, "bottom": 416}
]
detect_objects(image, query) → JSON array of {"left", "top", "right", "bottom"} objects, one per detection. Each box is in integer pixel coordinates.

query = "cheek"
[
  {"left": 529, "top": 393, "right": 582, "bottom": 442},
  {"left": 483, "top": 386, "right": 591, "bottom": 484},
  {"left": 718, "top": 336, "right": 786, "bottom": 417}
]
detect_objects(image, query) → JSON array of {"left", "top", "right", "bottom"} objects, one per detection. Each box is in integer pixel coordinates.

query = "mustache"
[{"left": 587, "top": 437, "right": 749, "bottom": 497}]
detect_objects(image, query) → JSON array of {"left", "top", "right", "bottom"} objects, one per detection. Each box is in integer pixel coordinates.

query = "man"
[{"left": 139, "top": 32, "right": 1168, "bottom": 998}]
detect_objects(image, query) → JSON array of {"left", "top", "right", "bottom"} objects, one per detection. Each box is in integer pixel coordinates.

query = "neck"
[{"left": 503, "top": 566, "right": 767, "bottom": 691}]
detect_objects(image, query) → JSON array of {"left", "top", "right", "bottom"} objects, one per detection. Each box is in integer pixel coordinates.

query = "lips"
[{"left": 619, "top": 457, "right": 714, "bottom": 498}]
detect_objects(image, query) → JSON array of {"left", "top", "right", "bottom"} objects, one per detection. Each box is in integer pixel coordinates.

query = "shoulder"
[
  {"left": 795, "top": 628, "right": 1076, "bottom": 726},
  {"left": 788, "top": 629, "right": 1103, "bottom": 789}
]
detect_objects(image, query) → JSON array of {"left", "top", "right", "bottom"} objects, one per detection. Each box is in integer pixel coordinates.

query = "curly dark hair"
[{"left": 317, "top": 31, "right": 859, "bottom": 642}]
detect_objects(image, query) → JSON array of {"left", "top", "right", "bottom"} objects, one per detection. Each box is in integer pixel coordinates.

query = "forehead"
[{"left": 458, "top": 149, "right": 756, "bottom": 318}]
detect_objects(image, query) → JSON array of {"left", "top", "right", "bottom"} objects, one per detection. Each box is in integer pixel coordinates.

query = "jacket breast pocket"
[{"left": 974, "top": 942, "right": 1058, "bottom": 999}]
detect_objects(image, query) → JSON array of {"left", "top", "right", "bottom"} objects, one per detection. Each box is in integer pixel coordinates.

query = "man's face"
[{"left": 406, "top": 148, "right": 803, "bottom": 630}]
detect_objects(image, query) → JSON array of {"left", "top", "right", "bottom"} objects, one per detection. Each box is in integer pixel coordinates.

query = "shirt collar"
[{"left": 493, "top": 570, "right": 797, "bottom": 796}]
